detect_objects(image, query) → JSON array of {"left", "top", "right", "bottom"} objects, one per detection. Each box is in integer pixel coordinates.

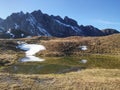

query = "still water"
[
  {"left": 1, "top": 55, "right": 120, "bottom": 74},
  {"left": 20, "top": 56, "right": 45, "bottom": 62}
]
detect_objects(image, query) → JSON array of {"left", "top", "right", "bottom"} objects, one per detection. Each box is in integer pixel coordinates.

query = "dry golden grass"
[
  {"left": 0, "top": 69, "right": 120, "bottom": 90},
  {"left": 0, "top": 34, "right": 120, "bottom": 57},
  {"left": 39, "top": 34, "right": 120, "bottom": 56},
  {"left": 0, "top": 34, "right": 120, "bottom": 90},
  {"left": 0, "top": 39, "right": 24, "bottom": 66},
  {"left": 0, "top": 54, "right": 18, "bottom": 66}
]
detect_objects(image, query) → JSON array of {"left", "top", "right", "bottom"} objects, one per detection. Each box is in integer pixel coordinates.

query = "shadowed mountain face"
[
  {"left": 0, "top": 18, "right": 4, "bottom": 32},
  {"left": 101, "top": 29, "right": 120, "bottom": 35},
  {"left": 0, "top": 10, "right": 119, "bottom": 38},
  {"left": 0, "top": 18, "right": 3, "bottom": 23}
]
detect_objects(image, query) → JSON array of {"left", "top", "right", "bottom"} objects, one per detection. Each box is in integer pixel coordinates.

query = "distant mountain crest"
[
  {"left": 0, "top": 10, "right": 119, "bottom": 38},
  {"left": 101, "top": 29, "right": 120, "bottom": 35}
]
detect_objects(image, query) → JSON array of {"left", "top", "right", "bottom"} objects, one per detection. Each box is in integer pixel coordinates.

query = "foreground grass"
[
  {"left": 0, "top": 69, "right": 120, "bottom": 90},
  {"left": 0, "top": 35, "right": 120, "bottom": 90}
]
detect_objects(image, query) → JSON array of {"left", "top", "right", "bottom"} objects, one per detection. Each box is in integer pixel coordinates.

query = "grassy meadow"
[
  {"left": 0, "top": 69, "right": 120, "bottom": 90},
  {"left": 0, "top": 34, "right": 120, "bottom": 90}
]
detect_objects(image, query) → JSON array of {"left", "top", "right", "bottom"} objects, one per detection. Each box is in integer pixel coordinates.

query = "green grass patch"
[{"left": 1, "top": 55, "right": 120, "bottom": 74}]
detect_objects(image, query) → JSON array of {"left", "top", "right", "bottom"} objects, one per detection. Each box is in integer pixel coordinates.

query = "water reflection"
[
  {"left": 14, "top": 66, "right": 18, "bottom": 71},
  {"left": 2, "top": 55, "right": 119, "bottom": 74},
  {"left": 80, "top": 59, "right": 87, "bottom": 64},
  {"left": 20, "top": 56, "right": 45, "bottom": 62}
]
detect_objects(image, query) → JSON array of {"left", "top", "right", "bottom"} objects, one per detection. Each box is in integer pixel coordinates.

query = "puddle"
[{"left": 1, "top": 55, "right": 120, "bottom": 74}]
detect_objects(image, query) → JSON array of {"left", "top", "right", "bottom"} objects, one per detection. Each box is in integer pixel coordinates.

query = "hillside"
[
  {"left": 0, "top": 34, "right": 120, "bottom": 66},
  {"left": 0, "top": 34, "right": 120, "bottom": 90},
  {"left": 39, "top": 34, "right": 120, "bottom": 56}
]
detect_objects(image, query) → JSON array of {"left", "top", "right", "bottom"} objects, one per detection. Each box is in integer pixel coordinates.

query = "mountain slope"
[
  {"left": 0, "top": 10, "right": 119, "bottom": 38},
  {"left": 0, "top": 18, "right": 3, "bottom": 23},
  {"left": 101, "top": 29, "right": 120, "bottom": 35},
  {"left": 0, "top": 18, "right": 4, "bottom": 32}
]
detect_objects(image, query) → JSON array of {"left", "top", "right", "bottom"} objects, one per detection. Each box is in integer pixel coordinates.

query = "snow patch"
[
  {"left": 26, "top": 13, "right": 51, "bottom": 36},
  {"left": 37, "top": 26, "right": 51, "bottom": 36},
  {"left": 17, "top": 42, "right": 46, "bottom": 62},
  {"left": 6, "top": 28, "right": 15, "bottom": 38},
  {"left": 55, "top": 20, "right": 82, "bottom": 33},
  {"left": 6, "top": 29, "right": 11, "bottom": 33},
  {"left": 10, "top": 33, "right": 15, "bottom": 38},
  {"left": 17, "top": 41, "right": 26, "bottom": 44},
  {"left": 26, "top": 14, "right": 37, "bottom": 33},
  {"left": 21, "top": 33, "right": 24, "bottom": 37},
  {"left": 79, "top": 46, "right": 87, "bottom": 51},
  {"left": 14, "top": 23, "right": 19, "bottom": 29},
  {"left": 26, "top": 14, "right": 36, "bottom": 27},
  {"left": 17, "top": 43, "right": 46, "bottom": 56}
]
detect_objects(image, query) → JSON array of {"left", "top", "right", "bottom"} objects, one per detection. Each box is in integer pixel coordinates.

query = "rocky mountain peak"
[
  {"left": 101, "top": 29, "right": 120, "bottom": 35},
  {"left": 0, "top": 18, "right": 3, "bottom": 23},
  {"left": 0, "top": 10, "right": 119, "bottom": 38},
  {"left": 64, "top": 16, "right": 78, "bottom": 26}
]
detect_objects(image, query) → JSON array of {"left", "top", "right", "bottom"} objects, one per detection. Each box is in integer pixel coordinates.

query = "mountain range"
[{"left": 0, "top": 10, "right": 119, "bottom": 38}]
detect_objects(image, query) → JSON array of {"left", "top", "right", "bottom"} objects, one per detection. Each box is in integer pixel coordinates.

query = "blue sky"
[{"left": 0, "top": 0, "right": 120, "bottom": 31}]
